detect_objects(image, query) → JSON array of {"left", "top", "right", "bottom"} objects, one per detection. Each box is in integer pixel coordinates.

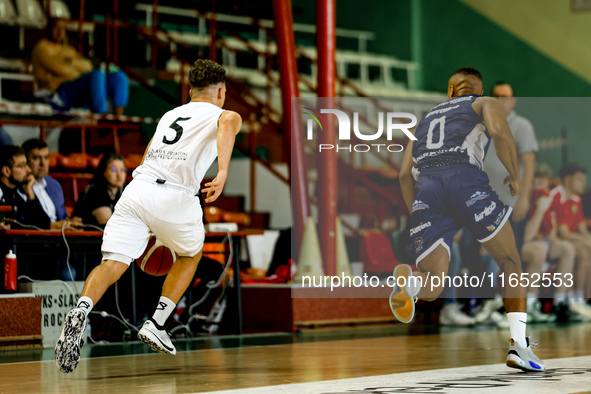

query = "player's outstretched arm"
[
  {"left": 202, "top": 110, "right": 242, "bottom": 203},
  {"left": 399, "top": 138, "right": 416, "bottom": 214},
  {"left": 477, "top": 97, "right": 521, "bottom": 196}
]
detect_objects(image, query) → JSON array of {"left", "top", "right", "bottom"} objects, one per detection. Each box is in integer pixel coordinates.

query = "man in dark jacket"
[
  {"left": 22, "top": 139, "right": 81, "bottom": 230},
  {"left": 0, "top": 145, "right": 49, "bottom": 229}
]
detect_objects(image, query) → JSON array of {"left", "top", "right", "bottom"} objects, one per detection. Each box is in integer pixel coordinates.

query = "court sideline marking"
[{"left": 205, "top": 355, "right": 591, "bottom": 394}]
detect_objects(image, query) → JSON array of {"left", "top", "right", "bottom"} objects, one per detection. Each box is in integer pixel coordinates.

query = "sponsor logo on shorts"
[
  {"left": 415, "top": 237, "right": 424, "bottom": 253},
  {"left": 410, "top": 221, "right": 431, "bottom": 236},
  {"left": 494, "top": 207, "right": 506, "bottom": 226},
  {"left": 487, "top": 224, "right": 496, "bottom": 232},
  {"left": 411, "top": 200, "right": 430, "bottom": 213},
  {"left": 466, "top": 191, "right": 490, "bottom": 207},
  {"left": 474, "top": 201, "right": 496, "bottom": 222}
]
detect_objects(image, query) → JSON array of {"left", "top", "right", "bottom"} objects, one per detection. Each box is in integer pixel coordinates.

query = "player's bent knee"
[{"left": 99, "top": 259, "right": 129, "bottom": 274}]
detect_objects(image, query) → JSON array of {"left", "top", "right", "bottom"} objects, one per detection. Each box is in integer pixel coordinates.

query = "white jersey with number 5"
[{"left": 133, "top": 101, "right": 225, "bottom": 194}]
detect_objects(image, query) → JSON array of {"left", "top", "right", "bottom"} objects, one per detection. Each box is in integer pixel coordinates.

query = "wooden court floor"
[{"left": 1, "top": 322, "right": 591, "bottom": 393}]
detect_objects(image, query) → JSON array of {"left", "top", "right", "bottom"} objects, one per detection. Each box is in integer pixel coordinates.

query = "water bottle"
[{"left": 4, "top": 250, "right": 17, "bottom": 292}]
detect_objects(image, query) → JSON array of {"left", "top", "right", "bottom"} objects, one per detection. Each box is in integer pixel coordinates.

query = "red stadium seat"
[
  {"left": 88, "top": 154, "right": 102, "bottom": 169},
  {"left": 49, "top": 152, "right": 61, "bottom": 168},
  {"left": 359, "top": 230, "right": 401, "bottom": 273},
  {"left": 59, "top": 153, "right": 89, "bottom": 170},
  {"left": 124, "top": 154, "right": 143, "bottom": 171}
]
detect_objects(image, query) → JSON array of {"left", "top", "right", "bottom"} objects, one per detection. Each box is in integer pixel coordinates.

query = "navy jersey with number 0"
[
  {"left": 408, "top": 94, "right": 511, "bottom": 264},
  {"left": 412, "top": 94, "right": 491, "bottom": 179}
]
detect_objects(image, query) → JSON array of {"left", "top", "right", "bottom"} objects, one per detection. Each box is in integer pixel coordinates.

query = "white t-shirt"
[{"left": 133, "top": 101, "right": 225, "bottom": 194}]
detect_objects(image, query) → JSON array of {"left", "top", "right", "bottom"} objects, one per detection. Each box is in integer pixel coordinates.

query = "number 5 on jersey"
[{"left": 163, "top": 117, "right": 191, "bottom": 145}]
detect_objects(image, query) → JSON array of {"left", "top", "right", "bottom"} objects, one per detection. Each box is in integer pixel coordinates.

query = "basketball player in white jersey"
[{"left": 55, "top": 59, "right": 242, "bottom": 373}]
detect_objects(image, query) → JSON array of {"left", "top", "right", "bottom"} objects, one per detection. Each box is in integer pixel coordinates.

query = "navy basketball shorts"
[{"left": 409, "top": 164, "right": 512, "bottom": 266}]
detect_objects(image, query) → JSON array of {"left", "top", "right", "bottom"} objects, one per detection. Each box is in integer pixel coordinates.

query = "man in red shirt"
[
  {"left": 555, "top": 163, "right": 591, "bottom": 318},
  {"left": 522, "top": 163, "right": 578, "bottom": 321}
]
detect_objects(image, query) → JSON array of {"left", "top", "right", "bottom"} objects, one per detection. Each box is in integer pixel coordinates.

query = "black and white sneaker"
[
  {"left": 506, "top": 337, "right": 545, "bottom": 372},
  {"left": 138, "top": 318, "right": 176, "bottom": 355},
  {"left": 55, "top": 308, "right": 87, "bottom": 373}
]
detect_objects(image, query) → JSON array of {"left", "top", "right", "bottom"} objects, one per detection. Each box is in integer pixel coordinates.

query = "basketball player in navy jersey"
[
  {"left": 55, "top": 59, "right": 242, "bottom": 373},
  {"left": 389, "top": 68, "right": 544, "bottom": 372}
]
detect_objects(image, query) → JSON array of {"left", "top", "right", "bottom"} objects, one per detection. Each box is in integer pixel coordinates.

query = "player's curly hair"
[
  {"left": 451, "top": 67, "right": 482, "bottom": 81},
  {"left": 189, "top": 59, "right": 227, "bottom": 89}
]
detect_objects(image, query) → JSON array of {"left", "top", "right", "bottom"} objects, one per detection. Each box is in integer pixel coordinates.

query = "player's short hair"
[
  {"left": 559, "top": 163, "right": 587, "bottom": 180},
  {"left": 534, "top": 162, "right": 553, "bottom": 179},
  {"left": 0, "top": 145, "right": 26, "bottom": 169},
  {"left": 22, "top": 139, "right": 48, "bottom": 156},
  {"left": 189, "top": 59, "right": 227, "bottom": 89},
  {"left": 450, "top": 67, "right": 482, "bottom": 81},
  {"left": 490, "top": 81, "right": 515, "bottom": 96}
]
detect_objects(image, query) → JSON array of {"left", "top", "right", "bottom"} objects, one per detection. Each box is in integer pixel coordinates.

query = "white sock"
[
  {"left": 507, "top": 312, "right": 528, "bottom": 348},
  {"left": 152, "top": 296, "right": 176, "bottom": 327},
  {"left": 405, "top": 274, "right": 421, "bottom": 298},
  {"left": 554, "top": 292, "right": 566, "bottom": 306},
  {"left": 76, "top": 296, "right": 93, "bottom": 314}
]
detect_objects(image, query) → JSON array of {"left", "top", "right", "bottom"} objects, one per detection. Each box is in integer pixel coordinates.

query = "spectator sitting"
[
  {"left": 522, "top": 163, "right": 576, "bottom": 322},
  {"left": 0, "top": 145, "right": 50, "bottom": 229},
  {"left": 555, "top": 163, "right": 591, "bottom": 319},
  {"left": 31, "top": 18, "right": 129, "bottom": 115},
  {"left": 73, "top": 153, "right": 126, "bottom": 227},
  {"left": 22, "top": 138, "right": 82, "bottom": 231}
]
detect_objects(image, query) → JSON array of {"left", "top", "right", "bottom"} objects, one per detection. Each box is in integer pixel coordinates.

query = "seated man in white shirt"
[{"left": 22, "top": 139, "right": 82, "bottom": 230}]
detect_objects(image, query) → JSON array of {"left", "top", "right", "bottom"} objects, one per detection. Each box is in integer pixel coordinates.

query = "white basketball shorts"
[{"left": 101, "top": 178, "right": 205, "bottom": 265}]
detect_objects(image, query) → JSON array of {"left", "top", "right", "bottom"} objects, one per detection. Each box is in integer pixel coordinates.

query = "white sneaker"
[
  {"left": 570, "top": 302, "right": 591, "bottom": 321},
  {"left": 439, "top": 303, "right": 475, "bottom": 326},
  {"left": 138, "top": 318, "right": 177, "bottom": 355},
  {"left": 506, "top": 338, "right": 545, "bottom": 372},
  {"left": 474, "top": 295, "right": 504, "bottom": 323},
  {"left": 490, "top": 311, "right": 510, "bottom": 329},
  {"left": 55, "top": 308, "right": 87, "bottom": 373},
  {"left": 527, "top": 301, "right": 553, "bottom": 323},
  {"left": 389, "top": 264, "right": 418, "bottom": 324}
]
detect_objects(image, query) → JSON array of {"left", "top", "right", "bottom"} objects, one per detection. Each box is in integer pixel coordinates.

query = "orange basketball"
[{"left": 136, "top": 236, "right": 176, "bottom": 276}]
